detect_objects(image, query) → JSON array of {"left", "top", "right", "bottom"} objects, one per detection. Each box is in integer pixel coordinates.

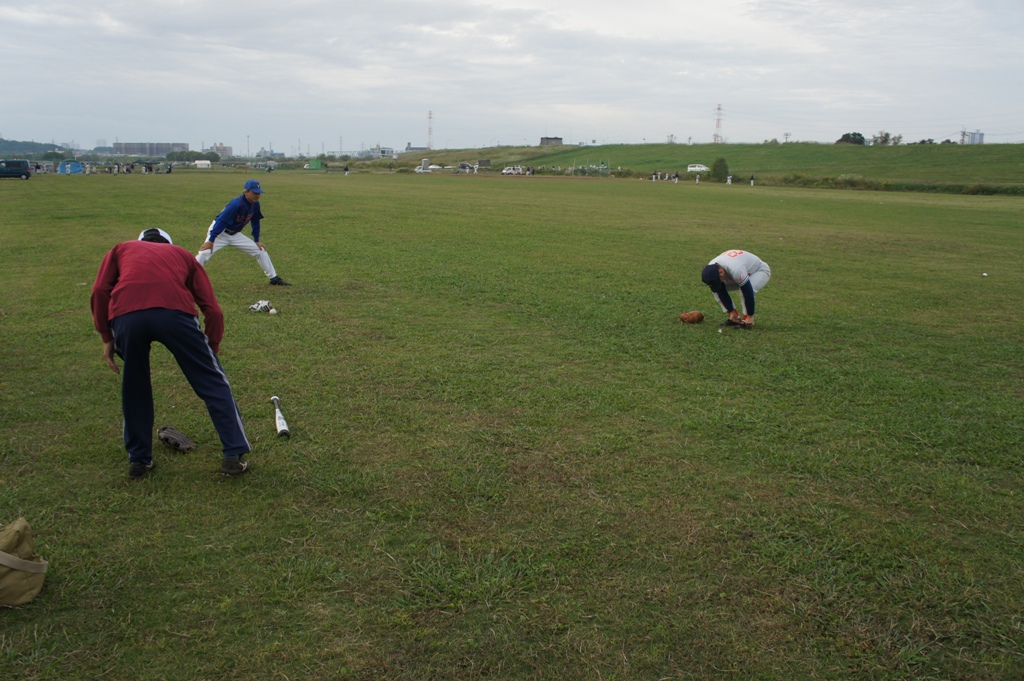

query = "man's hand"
[
  {"left": 103, "top": 341, "right": 120, "bottom": 374},
  {"left": 256, "top": 241, "right": 267, "bottom": 251},
  {"left": 199, "top": 241, "right": 214, "bottom": 251}
]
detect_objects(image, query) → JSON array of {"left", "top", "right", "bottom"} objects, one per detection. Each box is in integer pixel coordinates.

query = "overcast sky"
[{"left": 3, "top": 0, "right": 1022, "bottom": 155}]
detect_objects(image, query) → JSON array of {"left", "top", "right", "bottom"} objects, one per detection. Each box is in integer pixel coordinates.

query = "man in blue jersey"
[{"left": 196, "top": 179, "right": 291, "bottom": 286}]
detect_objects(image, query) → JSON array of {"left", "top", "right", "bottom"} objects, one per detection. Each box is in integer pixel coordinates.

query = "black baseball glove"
[{"left": 158, "top": 425, "right": 196, "bottom": 452}]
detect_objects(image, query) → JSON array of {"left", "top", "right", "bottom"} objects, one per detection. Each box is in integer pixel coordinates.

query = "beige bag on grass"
[{"left": 0, "top": 518, "right": 49, "bottom": 607}]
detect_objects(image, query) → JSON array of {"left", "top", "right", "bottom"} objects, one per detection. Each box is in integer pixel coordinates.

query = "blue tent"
[{"left": 57, "top": 160, "right": 84, "bottom": 174}]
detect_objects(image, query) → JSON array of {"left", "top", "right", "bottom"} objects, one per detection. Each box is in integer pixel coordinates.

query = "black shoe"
[
  {"left": 269, "top": 276, "right": 291, "bottom": 286},
  {"left": 221, "top": 455, "right": 251, "bottom": 476},
  {"left": 719, "top": 318, "right": 741, "bottom": 327},
  {"left": 129, "top": 460, "right": 155, "bottom": 479}
]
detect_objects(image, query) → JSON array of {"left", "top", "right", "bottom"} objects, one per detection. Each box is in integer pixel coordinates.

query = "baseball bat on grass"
[{"left": 271, "top": 395, "right": 290, "bottom": 437}]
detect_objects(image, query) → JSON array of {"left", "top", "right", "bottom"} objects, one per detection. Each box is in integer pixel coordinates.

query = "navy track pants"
[{"left": 111, "top": 308, "right": 250, "bottom": 464}]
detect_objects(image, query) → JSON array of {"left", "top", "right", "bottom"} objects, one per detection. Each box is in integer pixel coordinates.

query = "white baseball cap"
[{"left": 138, "top": 228, "right": 173, "bottom": 244}]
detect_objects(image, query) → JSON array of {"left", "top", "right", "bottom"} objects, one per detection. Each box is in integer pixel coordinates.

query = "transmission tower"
[
  {"left": 713, "top": 104, "right": 724, "bottom": 144},
  {"left": 428, "top": 111, "right": 434, "bottom": 150}
]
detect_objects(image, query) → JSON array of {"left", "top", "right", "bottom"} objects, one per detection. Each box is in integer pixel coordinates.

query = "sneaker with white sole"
[
  {"left": 221, "top": 455, "right": 251, "bottom": 476},
  {"left": 129, "top": 460, "right": 156, "bottom": 479}
]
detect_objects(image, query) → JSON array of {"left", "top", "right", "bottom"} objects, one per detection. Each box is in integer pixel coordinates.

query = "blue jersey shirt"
[{"left": 208, "top": 194, "right": 265, "bottom": 242}]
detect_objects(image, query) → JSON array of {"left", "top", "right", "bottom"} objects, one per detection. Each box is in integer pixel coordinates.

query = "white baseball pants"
[{"left": 196, "top": 223, "right": 277, "bottom": 279}]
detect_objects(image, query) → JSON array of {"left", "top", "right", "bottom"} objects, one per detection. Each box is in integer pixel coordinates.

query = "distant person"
[
  {"left": 750, "top": 174, "right": 755, "bottom": 186},
  {"left": 727, "top": 175, "right": 732, "bottom": 185},
  {"left": 91, "top": 228, "right": 252, "bottom": 479},
  {"left": 701, "top": 249, "right": 771, "bottom": 329},
  {"left": 196, "top": 179, "right": 291, "bottom": 286}
]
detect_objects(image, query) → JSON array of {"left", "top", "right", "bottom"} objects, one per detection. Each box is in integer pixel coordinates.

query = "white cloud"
[{"left": 2, "top": 0, "right": 1022, "bottom": 150}]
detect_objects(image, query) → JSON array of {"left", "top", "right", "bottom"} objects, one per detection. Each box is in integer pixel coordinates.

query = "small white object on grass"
[
  {"left": 983, "top": 273, "right": 988, "bottom": 277},
  {"left": 718, "top": 328, "right": 723, "bottom": 334},
  {"left": 269, "top": 308, "right": 279, "bottom": 315}
]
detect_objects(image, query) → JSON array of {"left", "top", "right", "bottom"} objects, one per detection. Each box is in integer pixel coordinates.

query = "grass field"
[{"left": 2, "top": 169, "right": 1023, "bottom": 679}]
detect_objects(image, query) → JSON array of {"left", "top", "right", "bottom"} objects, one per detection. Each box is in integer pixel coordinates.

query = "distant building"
[
  {"left": 206, "top": 143, "right": 232, "bottom": 158},
  {"left": 965, "top": 130, "right": 984, "bottom": 145},
  {"left": 255, "top": 147, "right": 284, "bottom": 159},
  {"left": 405, "top": 142, "right": 428, "bottom": 152},
  {"left": 113, "top": 142, "right": 189, "bottom": 156},
  {"left": 540, "top": 137, "right": 563, "bottom": 146},
  {"left": 357, "top": 144, "right": 394, "bottom": 159}
]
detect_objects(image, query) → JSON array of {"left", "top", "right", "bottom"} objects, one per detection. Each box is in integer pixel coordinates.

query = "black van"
[{"left": 0, "top": 160, "right": 32, "bottom": 179}]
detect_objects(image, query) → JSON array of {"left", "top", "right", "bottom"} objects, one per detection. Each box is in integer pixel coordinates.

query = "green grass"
[{"left": 2, "top": 170, "right": 1023, "bottom": 679}]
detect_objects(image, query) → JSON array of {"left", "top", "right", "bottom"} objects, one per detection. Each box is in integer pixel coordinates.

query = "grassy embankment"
[{"left": 405, "top": 141, "right": 1024, "bottom": 193}]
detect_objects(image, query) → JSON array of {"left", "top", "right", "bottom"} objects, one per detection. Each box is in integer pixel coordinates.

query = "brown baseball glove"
[
  {"left": 679, "top": 310, "right": 705, "bottom": 324},
  {"left": 158, "top": 425, "right": 196, "bottom": 452}
]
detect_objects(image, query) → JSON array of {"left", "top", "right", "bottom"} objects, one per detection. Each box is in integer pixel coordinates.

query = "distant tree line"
[
  {"left": 837, "top": 131, "right": 955, "bottom": 146},
  {"left": 0, "top": 138, "right": 62, "bottom": 155},
  {"left": 166, "top": 150, "right": 221, "bottom": 162}
]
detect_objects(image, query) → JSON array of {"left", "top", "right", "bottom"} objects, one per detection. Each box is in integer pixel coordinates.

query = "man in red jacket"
[{"left": 91, "top": 228, "right": 251, "bottom": 479}]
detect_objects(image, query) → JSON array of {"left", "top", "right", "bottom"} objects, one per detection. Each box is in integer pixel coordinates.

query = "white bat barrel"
[{"left": 271, "top": 396, "right": 290, "bottom": 437}]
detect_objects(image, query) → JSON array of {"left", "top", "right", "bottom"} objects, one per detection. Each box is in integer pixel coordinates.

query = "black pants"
[{"left": 111, "top": 308, "right": 250, "bottom": 463}]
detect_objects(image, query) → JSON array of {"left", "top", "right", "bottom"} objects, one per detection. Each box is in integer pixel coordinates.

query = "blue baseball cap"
[
  {"left": 243, "top": 179, "right": 264, "bottom": 194},
  {"left": 701, "top": 264, "right": 720, "bottom": 285}
]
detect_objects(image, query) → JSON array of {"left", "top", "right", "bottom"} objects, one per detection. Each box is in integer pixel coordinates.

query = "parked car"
[
  {"left": 687, "top": 164, "right": 709, "bottom": 173},
  {"left": 0, "top": 159, "right": 32, "bottom": 179},
  {"left": 501, "top": 166, "right": 524, "bottom": 175}
]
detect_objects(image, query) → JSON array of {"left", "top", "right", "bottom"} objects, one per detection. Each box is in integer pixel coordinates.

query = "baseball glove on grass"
[
  {"left": 679, "top": 310, "right": 705, "bottom": 324},
  {"left": 158, "top": 425, "right": 196, "bottom": 452}
]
